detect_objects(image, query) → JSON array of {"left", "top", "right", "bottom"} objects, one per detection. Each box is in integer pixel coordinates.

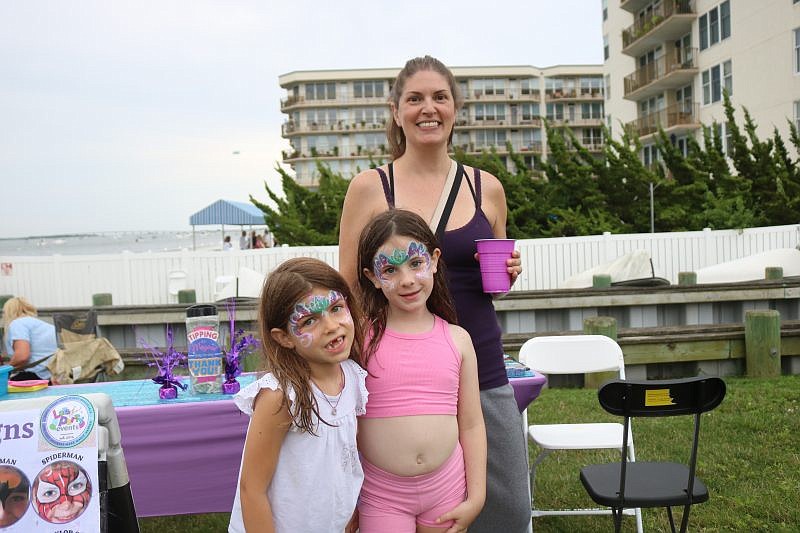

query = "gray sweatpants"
[{"left": 470, "top": 383, "right": 532, "bottom": 533}]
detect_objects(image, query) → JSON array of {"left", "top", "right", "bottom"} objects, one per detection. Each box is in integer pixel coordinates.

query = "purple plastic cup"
[{"left": 475, "top": 239, "right": 516, "bottom": 293}]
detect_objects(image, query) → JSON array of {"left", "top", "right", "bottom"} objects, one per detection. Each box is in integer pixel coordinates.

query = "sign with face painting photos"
[{"left": 0, "top": 395, "right": 99, "bottom": 532}]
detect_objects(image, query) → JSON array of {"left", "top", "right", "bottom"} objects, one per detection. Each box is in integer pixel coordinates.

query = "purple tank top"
[{"left": 376, "top": 165, "right": 508, "bottom": 390}]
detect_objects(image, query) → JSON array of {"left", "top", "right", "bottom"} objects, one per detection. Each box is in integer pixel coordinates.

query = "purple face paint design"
[
  {"left": 288, "top": 290, "right": 348, "bottom": 347},
  {"left": 372, "top": 241, "right": 432, "bottom": 289}
]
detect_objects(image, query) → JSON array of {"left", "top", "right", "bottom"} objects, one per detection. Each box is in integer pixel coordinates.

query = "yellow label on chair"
[{"left": 645, "top": 388, "right": 675, "bottom": 406}]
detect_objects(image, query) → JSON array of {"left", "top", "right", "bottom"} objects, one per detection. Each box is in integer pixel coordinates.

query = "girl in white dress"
[{"left": 229, "top": 258, "right": 368, "bottom": 533}]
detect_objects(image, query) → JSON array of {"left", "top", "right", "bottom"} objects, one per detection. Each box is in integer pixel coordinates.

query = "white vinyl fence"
[{"left": 1, "top": 224, "right": 798, "bottom": 308}]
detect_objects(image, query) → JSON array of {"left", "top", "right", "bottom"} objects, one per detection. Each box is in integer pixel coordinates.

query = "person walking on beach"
[
  {"left": 355, "top": 209, "right": 486, "bottom": 532},
  {"left": 2, "top": 297, "right": 57, "bottom": 381},
  {"left": 338, "top": 55, "right": 528, "bottom": 532},
  {"left": 228, "top": 258, "right": 368, "bottom": 533}
]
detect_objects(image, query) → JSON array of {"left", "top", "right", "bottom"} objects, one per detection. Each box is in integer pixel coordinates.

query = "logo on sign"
[{"left": 40, "top": 396, "right": 96, "bottom": 448}]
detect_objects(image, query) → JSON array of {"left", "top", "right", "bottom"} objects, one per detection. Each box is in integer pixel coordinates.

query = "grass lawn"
[{"left": 139, "top": 375, "right": 800, "bottom": 532}]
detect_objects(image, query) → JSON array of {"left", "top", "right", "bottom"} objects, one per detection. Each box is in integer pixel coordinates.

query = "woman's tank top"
[{"left": 375, "top": 164, "right": 508, "bottom": 390}]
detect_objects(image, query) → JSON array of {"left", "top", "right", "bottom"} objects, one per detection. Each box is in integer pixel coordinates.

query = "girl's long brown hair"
[
  {"left": 356, "top": 209, "right": 457, "bottom": 367},
  {"left": 258, "top": 257, "right": 364, "bottom": 434},
  {"left": 386, "top": 55, "right": 464, "bottom": 160}
]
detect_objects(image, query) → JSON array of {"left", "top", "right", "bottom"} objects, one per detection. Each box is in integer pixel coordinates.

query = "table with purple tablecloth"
[{"left": 8, "top": 372, "right": 546, "bottom": 517}]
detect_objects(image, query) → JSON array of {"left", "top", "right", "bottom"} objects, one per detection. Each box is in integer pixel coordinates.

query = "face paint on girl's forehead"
[
  {"left": 288, "top": 290, "right": 347, "bottom": 347},
  {"left": 373, "top": 241, "right": 431, "bottom": 282}
]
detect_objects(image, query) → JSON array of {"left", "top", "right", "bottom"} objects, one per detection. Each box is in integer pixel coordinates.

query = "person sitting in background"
[
  {"left": 223, "top": 235, "right": 233, "bottom": 250},
  {"left": 2, "top": 297, "right": 57, "bottom": 381},
  {"left": 254, "top": 235, "right": 266, "bottom": 249}
]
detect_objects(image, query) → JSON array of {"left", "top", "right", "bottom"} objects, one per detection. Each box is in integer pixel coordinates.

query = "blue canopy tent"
[{"left": 189, "top": 199, "right": 267, "bottom": 250}]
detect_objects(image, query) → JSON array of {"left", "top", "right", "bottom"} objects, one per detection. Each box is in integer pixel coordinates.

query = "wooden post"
[
  {"left": 583, "top": 316, "right": 619, "bottom": 388},
  {"left": 745, "top": 310, "right": 781, "bottom": 377},
  {"left": 593, "top": 274, "right": 612, "bottom": 288},
  {"left": 178, "top": 289, "right": 196, "bottom": 304},
  {"left": 92, "top": 293, "right": 113, "bottom": 306},
  {"left": 678, "top": 271, "right": 697, "bottom": 286},
  {"left": 765, "top": 267, "right": 783, "bottom": 280}
]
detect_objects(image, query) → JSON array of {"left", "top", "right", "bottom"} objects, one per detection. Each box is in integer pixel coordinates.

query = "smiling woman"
[{"left": 338, "top": 56, "right": 529, "bottom": 533}]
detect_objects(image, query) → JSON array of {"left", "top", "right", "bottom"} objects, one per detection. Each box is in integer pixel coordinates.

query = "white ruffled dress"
[{"left": 228, "top": 359, "right": 368, "bottom": 533}]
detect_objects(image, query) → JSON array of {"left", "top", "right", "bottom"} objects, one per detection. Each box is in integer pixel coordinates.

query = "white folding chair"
[{"left": 519, "top": 334, "right": 643, "bottom": 533}]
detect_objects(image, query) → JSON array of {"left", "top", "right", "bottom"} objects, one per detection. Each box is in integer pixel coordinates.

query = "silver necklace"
[{"left": 313, "top": 366, "right": 345, "bottom": 416}]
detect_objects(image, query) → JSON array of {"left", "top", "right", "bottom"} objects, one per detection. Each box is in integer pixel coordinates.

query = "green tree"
[
  {"left": 724, "top": 92, "right": 800, "bottom": 225},
  {"left": 250, "top": 162, "right": 349, "bottom": 246},
  {"left": 596, "top": 126, "right": 657, "bottom": 232},
  {"left": 453, "top": 144, "right": 550, "bottom": 239}
]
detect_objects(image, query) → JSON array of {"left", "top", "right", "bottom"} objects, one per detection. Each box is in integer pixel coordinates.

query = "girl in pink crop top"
[{"left": 355, "top": 209, "right": 486, "bottom": 532}]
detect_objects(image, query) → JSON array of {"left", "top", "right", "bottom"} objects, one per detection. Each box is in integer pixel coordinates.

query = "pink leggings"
[{"left": 358, "top": 443, "right": 466, "bottom": 532}]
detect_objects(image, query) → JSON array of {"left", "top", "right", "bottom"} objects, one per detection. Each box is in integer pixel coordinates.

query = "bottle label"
[{"left": 187, "top": 325, "right": 222, "bottom": 393}]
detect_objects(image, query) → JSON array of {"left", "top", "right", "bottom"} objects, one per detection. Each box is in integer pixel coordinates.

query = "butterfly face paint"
[
  {"left": 372, "top": 241, "right": 433, "bottom": 290},
  {"left": 288, "top": 290, "right": 350, "bottom": 347}
]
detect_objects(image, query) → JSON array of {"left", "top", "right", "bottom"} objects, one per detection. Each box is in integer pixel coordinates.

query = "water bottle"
[{"left": 185, "top": 304, "right": 223, "bottom": 394}]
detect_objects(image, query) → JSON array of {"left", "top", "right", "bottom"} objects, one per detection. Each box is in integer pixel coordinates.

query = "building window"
[
  {"left": 354, "top": 108, "right": 386, "bottom": 125},
  {"left": 473, "top": 79, "right": 506, "bottom": 97},
  {"left": 699, "top": 1, "right": 731, "bottom": 51},
  {"left": 521, "top": 129, "right": 542, "bottom": 151},
  {"left": 581, "top": 102, "right": 604, "bottom": 119},
  {"left": 475, "top": 129, "right": 507, "bottom": 148},
  {"left": 603, "top": 34, "right": 609, "bottom": 60},
  {"left": 602, "top": 0, "right": 608, "bottom": 21},
  {"left": 520, "top": 103, "right": 540, "bottom": 121},
  {"left": 582, "top": 128, "right": 603, "bottom": 147},
  {"left": 712, "top": 123, "right": 732, "bottom": 155},
  {"left": 305, "top": 109, "right": 337, "bottom": 127},
  {"left": 520, "top": 78, "right": 539, "bottom": 96},
  {"left": 675, "top": 136, "right": 689, "bottom": 157},
  {"left": 675, "top": 85, "right": 693, "bottom": 113},
  {"left": 702, "top": 60, "right": 732, "bottom": 105},
  {"left": 353, "top": 133, "right": 383, "bottom": 151},
  {"left": 604, "top": 74, "right": 611, "bottom": 100},
  {"left": 353, "top": 80, "right": 384, "bottom": 98},
  {"left": 546, "top": 103, "right": 564, "bottom": 121},
  {"left": 305, "top": 82, "right": 336, "bottom": 101},
  {"left": 580, "top": 77, "right": 603, "bottom": 97},
  {"left": 474, "top": 103, "right": 506, "bottom": 121},
  {"left": 795, "top": 28, "right": 800, "bottom": 74},
  {"left": 795, "top": 101, "right": 800, "bottom": 131},
  {"left": 642, "top": 144, "right": 660, "bottom": 167}
]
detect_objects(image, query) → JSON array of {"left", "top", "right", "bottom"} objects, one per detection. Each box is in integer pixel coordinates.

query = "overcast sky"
[{"left": 0, "top": 0, "right": 603, "bottom": 238}]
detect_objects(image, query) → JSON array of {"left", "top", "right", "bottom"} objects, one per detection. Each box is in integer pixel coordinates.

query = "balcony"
[
  {"left": 281, "top": 119, "right": 387, "bottom": 136},
  {"left": 624, "top": 48, "right": 698, "bottom": 101},
  {"left": 626, "top": 102, "right": 700, "bottom": 138},
  {"left": 620, "top": 0, "right": 652, "bottom": 13},
  {"left": 547, "top": 116, "right": 604, "bottom": 128},
  {"left": 280, "top": 94, "right": 388, "bottom": 111},
  {"left": 453, "top": 141, "right": 542, "bottom": 155},
  {"left": 622, "top": 0, "right": 696, "bottom": 58},
  {"left": 282, "top": 144, "right": 390, "bottom": 163},
  {"left": 454, "top": 117, "right": 543, "bottom": 129},
  {"left": 466, "top": 89, "right": 540, "bottom": 102}
]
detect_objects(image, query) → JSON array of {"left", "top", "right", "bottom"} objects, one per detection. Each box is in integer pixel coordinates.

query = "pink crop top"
[{"left": 360, "top": 315, "right": 461, "bottom": 418}]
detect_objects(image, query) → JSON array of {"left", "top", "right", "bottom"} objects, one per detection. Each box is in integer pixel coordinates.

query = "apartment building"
[
  {"left": 603, "top": 0, "right": 800, "bottom": 165},
  {"left": 279, "top": 65, "right": 605, "bottom": 187}
]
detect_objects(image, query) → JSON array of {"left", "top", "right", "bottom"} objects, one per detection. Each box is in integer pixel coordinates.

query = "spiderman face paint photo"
[
  {"left": 33, "top": 461, "right": 91, "bottom": 524},
  {"left": 288, "top": 290, "right": 352, "bottom": 348},
  {"left": 0, "top": 466, "right": 30, "bottom": 527}
]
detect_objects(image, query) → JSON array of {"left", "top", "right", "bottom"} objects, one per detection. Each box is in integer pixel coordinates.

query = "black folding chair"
[{"left": 580, "top": 377, "right": 726, "bottom": 533}]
